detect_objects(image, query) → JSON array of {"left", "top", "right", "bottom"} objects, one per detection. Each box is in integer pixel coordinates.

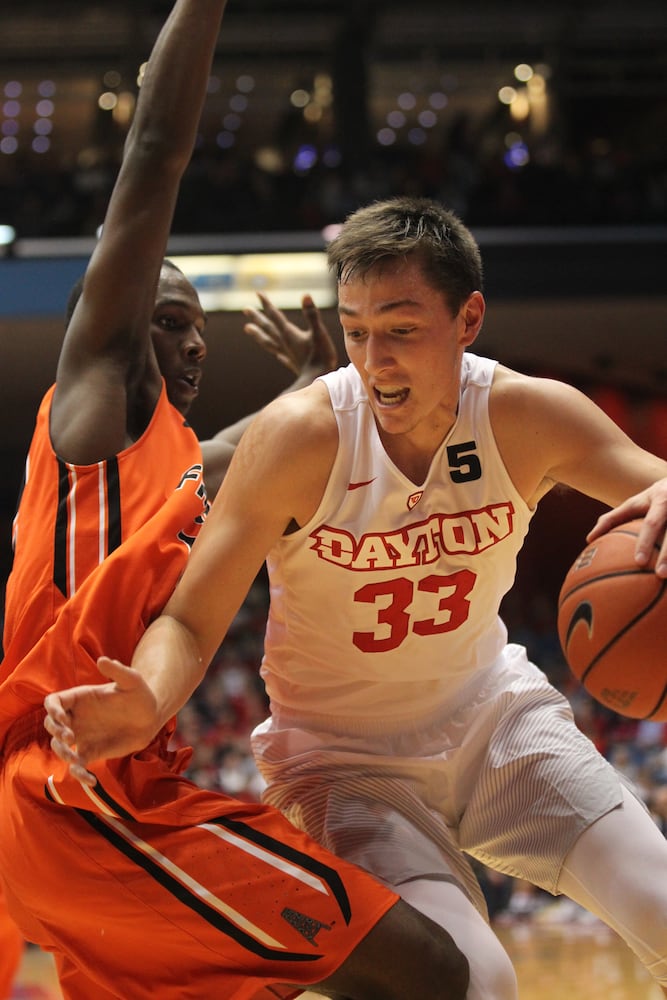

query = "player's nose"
[
  {"left": 184, "top": 326, "right": 207, "bottom": 361},
  {"left": 364, "top": 332, "right": 394, "bottom": 375}
]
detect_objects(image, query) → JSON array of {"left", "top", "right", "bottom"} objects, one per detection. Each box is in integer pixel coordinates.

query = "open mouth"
[
  {"left": 374, "top": 386, "right": 409, "bottom": 406},
  {"left": 179, "top": 371, "right": 200, "bottom": 391}
]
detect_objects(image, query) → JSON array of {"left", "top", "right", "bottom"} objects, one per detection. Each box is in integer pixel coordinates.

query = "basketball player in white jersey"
[{"left": 46, "top": 196, "right": 667, "bottom": 999}]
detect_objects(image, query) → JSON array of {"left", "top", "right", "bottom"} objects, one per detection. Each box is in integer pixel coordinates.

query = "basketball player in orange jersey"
[
  {"left": 0, "top": 2, "right": 470, "bottom": 998},
  {"left": 47, "top": 195, "right": 667, "bottom": 999}
]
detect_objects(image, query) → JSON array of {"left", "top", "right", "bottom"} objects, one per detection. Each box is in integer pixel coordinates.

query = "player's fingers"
[
  {"left": 657, "top": 543, "right": 667, "bottom": 578},
  {"left": 43, "top": 711, "right": 74, "bottom": 745},
  {"left": 255, "top": 292, "right": 285, "bottom": 324},
  {"left": 48, "top": 725, "right": 99, "bottom": 782},
  {"left": 300, "top": 296, "right": 334, "bottom": 346},
  {"left": 637, "top": 514, "right": 667, "bottom": 575},
  {"left": 301, "top": 296, "right": 330, "bottom": 339},
  {"left": 310, "top": 325, "right": 338, "bottom": 370},
  {"left": 247, "top": 323, "right": 301, "bottom": 371},
  {"left": 95, "top": 656, "right": 139, "bottom": 687},
  {"left": 243, "top": 321, "right": 281, "bottom": 354},
  {"left": 243, "top": 311, "right": 274, "bottom": 334},
  {"left": 43, "top": 692, "right": 71, "bottom": 728},
  {"left": 242, "top": 309, "right": 260, "bottom": 328},
  {"left": 301, "top": 294, "right": 318, "bottom": 324},
  {"left": 587, "top": 500, "right": 643, "bottom": 541},
  {"left": 243, "top": 306, "right": 277, "bottom": 330},
  {"left": 245, "top": 333, "right": 298, "bottom": 374},
  {"left": 271, "top": 351, "right": 294, "bottom": 369},
  {"left": 48, "top": 732, "right": 83, "bottom": 765},
  {"left": 69, "top": 762, "right": 98, "bottom": 787}
]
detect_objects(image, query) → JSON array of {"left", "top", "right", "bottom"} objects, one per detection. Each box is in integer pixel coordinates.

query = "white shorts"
[{"left": 252, "top": 644, "right": 625, "bottom": 914}]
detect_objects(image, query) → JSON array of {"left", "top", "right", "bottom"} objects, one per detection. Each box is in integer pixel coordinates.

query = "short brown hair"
[{"left": 327, "top": 196, "right": 483, "bottom": 313}]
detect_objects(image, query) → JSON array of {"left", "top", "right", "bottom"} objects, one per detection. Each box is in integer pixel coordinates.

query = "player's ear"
[{"left": 460, "top": 291, "right": 485, "bottom": 346}]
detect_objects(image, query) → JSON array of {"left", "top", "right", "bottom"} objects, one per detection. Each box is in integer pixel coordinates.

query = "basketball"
[{"left": 557, "top": 519, "right": 667, "bottom": 720}]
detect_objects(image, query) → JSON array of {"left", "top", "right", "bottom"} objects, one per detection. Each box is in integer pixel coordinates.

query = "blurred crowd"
[{"left": 2, "top": 109, "right": 666, "bottom": 241}]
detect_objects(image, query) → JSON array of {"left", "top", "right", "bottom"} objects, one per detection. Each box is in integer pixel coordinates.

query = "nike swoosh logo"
[
  {"left": 565, "top": 601, "right": 593, "bottom": 646},
  {"left": 347, "top": 478, "right": 377, "bottom": 491}
]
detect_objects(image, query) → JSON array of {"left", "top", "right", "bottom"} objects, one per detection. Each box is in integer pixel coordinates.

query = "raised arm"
[{"left": 51, "top": 0, "right": 228, "bottom": 465}]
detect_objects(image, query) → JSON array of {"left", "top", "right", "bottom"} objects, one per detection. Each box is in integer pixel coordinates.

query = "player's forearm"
[
  {"left": 133, "top": 615, "right": 209, "bottom": 729},
  {"left": 126, "top": 0, "right": 228, "bottom": 169}
]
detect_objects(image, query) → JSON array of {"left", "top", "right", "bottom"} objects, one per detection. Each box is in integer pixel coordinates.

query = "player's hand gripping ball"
[{"left": 558, "top": 520, "right": 667, "bottom": 720}]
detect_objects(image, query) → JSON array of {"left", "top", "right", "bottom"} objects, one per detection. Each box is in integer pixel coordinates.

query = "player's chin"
[
  {"left": 168, "top": 380, "right": 198, "bottom": 415},
  {"left": 372, "top": 400, "right": 414, "bottom": 433}
]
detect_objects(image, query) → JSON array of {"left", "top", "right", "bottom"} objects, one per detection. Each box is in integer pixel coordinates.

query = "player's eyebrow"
[{"left": 338, "top": 298, "right": 423, "bottom": 316}]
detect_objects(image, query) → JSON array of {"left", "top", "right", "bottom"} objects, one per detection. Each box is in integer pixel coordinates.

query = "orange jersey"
[{"left": 1, "top": 382, "right": 207, "bottom": 741}]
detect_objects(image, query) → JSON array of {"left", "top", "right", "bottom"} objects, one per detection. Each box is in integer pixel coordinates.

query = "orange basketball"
[{"left": 557, "top": 519, "right": 667, "bottom": 720}]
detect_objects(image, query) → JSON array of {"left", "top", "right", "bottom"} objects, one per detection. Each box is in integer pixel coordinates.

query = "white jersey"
[
  {"left": 254, "top": 353, "right": 626, "bottom": 910},
  {"left": 262, "top": 353, "right": 534, "bottom": 729}
]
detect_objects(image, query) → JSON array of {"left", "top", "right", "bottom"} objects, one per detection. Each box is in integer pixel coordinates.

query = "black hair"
[{"left": 63, "top": 258, "right": 183, "bottom": 330}]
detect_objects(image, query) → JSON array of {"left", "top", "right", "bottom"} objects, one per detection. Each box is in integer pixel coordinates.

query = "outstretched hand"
[
  {"left": 243, "top": 291, "right": 338, "bottom": 376},
  {"left": 587, "top": 477, "right": 667, "bottom": 577},
  {"left": 43, "top": 656, "right": 160, "bottom": 785}
]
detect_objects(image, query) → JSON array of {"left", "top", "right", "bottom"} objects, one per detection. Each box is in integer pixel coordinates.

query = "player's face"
[
  {"left": 338, "top": 256, "right": 483, "bottom": 450},
  {"left": 151, "top": 267, "right": 207, "bottom": 416}
]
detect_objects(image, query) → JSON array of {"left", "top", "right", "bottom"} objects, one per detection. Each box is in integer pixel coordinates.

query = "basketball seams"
[
  {"left": 578, "top": 579, "right": 667, "bottom": 684},
  {"left": 557, "top": 567, "right": 658, "bottom": 609}
]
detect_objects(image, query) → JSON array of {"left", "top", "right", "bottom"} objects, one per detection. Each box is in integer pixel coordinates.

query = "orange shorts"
[{"left": 0, "top": 716, "right": 397, "bottom": 1000}]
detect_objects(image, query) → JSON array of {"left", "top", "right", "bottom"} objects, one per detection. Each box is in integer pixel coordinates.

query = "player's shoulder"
[
  {"left": 239, "top": 381, "right": 336, "bottom": 471},
  {"left": 261, "top": 379, "right": 336, "bottom": 436},
  {"left": 491, "top": 363, "right": 575, "bottom": 402},
  {"left": 233, "top": 381, "right": 338, "bottom": 504},
  {"left": 490, "top": 364, "right": 593, "bottom": 436}
]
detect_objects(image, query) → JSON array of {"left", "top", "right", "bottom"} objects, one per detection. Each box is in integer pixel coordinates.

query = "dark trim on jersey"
[
  {"left": 82, "top": 778, "right": 135, "bottom": 820},
  {"left": 53, "top": 459, "right": 70, "bottom": 596},
  {"left": 75, "top": 806, "right": 320, "bottom": 962},
  {"left": 210, "top": 814, "right": 352, "bottom": 924},
  {"left": 52, "top": 457, "right": 123, "bottom": 596},
  {"left": 106, "top": 457, "right": 122, "bottom": 554}
]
